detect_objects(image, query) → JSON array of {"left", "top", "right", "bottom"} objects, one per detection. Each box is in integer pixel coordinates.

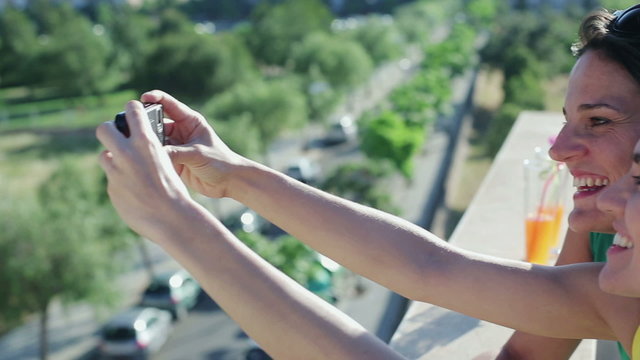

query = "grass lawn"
[
  {"left": 0, "top": 89, "right": 138, "bottom": 196},
  {"left": 0, "top": 88, "right": 138, "bottom": 132}
]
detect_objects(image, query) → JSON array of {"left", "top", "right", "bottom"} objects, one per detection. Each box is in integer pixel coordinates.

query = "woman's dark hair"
[{"left": 571, "top": 8, "right": 640, "bottom": 87}]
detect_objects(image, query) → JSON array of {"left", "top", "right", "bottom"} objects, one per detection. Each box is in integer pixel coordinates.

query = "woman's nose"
[{"left": 548, "top": 125, "right": 586, "bottom": 163}]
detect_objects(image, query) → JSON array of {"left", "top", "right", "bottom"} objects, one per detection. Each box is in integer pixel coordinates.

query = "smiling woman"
[
  {"left": 550, "top": 48, "right": 640, "bottom": 234},
  {"left": 597, "top": 147, "right": 640, "bottom": 298}
]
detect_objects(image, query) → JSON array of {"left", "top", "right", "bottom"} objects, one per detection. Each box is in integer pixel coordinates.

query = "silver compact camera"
[{"left": 114, "top": 103, "right": 165, "bottom": 144}]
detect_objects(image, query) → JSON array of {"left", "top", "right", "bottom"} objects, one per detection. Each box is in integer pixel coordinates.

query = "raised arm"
[
  {"left": 96, "top": 100, "right": 404, "bottom": 360},
  {"left": 496, "top": 229, "right": 592, "bottom": 359},
  {"left": 99, "top": 92, "right": 618, "bottom": 355}
]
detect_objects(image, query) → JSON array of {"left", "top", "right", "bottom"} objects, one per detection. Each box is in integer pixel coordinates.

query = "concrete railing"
[{"left": 389, "top": 111, "right": 611, "bottom": 359}]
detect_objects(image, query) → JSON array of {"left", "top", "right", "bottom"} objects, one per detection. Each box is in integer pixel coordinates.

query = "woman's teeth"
[
  {"left": 573, "top": 177, "right": 609, "bottom": 187},
  {"left": 613, "top": 233, "right": 634, "bottom": 249}
]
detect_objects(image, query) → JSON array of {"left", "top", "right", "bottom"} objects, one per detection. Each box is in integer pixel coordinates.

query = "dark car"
[{"left": 140, "top": 268, "right": 201, "bottom": 320}]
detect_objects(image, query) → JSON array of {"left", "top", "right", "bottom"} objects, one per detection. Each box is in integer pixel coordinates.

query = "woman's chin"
[
  {"left": 568, "top": 209, "right": 615, "bottom": 234},
  {"left": 599, "top": 260, "right": 640, "bottom": 297}
]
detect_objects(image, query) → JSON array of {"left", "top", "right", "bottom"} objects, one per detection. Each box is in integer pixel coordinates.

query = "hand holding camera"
[{"left": 114, "top": 103, "right": 165, "bottom": 144}]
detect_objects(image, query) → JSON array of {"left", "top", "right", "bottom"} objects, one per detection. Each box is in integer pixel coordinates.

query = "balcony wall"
[{"left": 389, "top": 111, "right": 616, "bottom": 359}]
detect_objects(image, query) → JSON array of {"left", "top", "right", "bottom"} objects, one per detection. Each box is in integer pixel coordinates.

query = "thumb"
[{"left": 165, "top": 144, "right": 199, "bottom": 165}]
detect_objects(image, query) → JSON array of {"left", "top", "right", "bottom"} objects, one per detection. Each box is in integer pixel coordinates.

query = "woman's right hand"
[{"left": 141, "top": 90, "right": 250, "bottom": 199}]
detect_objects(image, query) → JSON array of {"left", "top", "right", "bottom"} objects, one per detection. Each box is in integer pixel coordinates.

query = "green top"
[
  {"left": 633, "top": 324, "right": 640, "bottom": 360},
  {"left": 590, "top": 232, "right": 629, "bottom": 360}
]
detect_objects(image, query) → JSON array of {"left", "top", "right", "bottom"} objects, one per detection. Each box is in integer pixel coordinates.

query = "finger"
[
  {"left": 165, "top": 144, "right": 196, "bottom": 165},
  {"left": 96, "top": 121, "right": 126, "bottom": 152},
  {"left": 125, "top": 100, "right": 155, "bottom": 140},
  {"left": 98, "top": 149, "right": 117, "bottom": 173},
  {"left": 140, "top": 90, "right": 201, "bottom": 124},
  {"left": 162, "top": 118, "right": 177, "bottom": 138}
]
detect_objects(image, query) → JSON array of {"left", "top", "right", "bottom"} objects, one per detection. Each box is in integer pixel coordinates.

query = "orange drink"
[{"left": 525, "top": 206, "right": 563, "bottom": 264}]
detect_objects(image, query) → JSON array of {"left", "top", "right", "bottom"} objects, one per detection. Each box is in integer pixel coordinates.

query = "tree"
[
  {"left": 0, "top": 160, "right": 133, "bottom": 360},
  {"left": 247, "top": 0, "right": 333, "bottom": 66},
  {"left": 203, "top": 78, "right": 308, "bottom": 155},
  {"left": 480, "top": 10, "right": 578, "bottom": 79},
  {"left": 0, "top": 5, "right": 39, "bottom": 88},
  {"left": 389, "top": 69, "right": 452, "bottom": 123},
  {"left": 96, "top": 2, "right": 155, "bottom": 88},
  {"left": 360, "top": 110, "right": 425, "bottom": 179},
  {"left": 484, "top": 102, "right": 522, "bottom": 158},
  {"left": 337, "top": 15, "right": 405, "bottom": 65},
  {"left": 34, "top": 3, "right": 118, "bottom": 97},
  {"left": 133, "top": 31, "right": 258, "bottom": 103},
  {"left": 423, "top": 22, "right": 476, "bottom": 77},
  {"left": 464, "top": 0, "right": 502, "bottom": 29},
  {"left": 394, "top": 0, "right": 456, "bottom": 48},
  {"left": 321, "top": 161, "right": 398, "bottom": 214},
  {"left": 290, "top": 32, "right": 374, "bottom": 90}
]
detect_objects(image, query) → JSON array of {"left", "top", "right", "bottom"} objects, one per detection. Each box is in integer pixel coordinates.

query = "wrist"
[
  {"left": 225, "top": 160, "right": 279, "bottom": 203},
  {"left": 147, "top": 196, "right": 209, "bottom": 245}
]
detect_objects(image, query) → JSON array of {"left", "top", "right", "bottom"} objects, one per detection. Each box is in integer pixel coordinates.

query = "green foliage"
[
  {"left": 34, "top": 4, "right": 118, "bottom": 97},
  {"left": 133, "top": 31, "right": 258, "bottom": 103},
  {"left": 291, "top": 32, "right": 374, "bottom": 90},
  {"left": 203, "top": 78, "right": 308, "bottom": 153},
  {"left": 464, "top": 0, "right": 502, "bottom": 29},
  {"left": 394, "top": 0, "right": 456, "bottom": 47},
  {"left": 503, "top": 67, "right": 545, "bottom": 110},
  {"left": 0, "top": 159, "right": 133, "bottom": 340},
  {"left": 0, "top": 6, "right": 39, "bottom": 87},
  {"left": 212, "top": 112, "right": 262, "bottom": 158},
  {"left": 155, "top": 7, "right": 194, "bottom": 36},
  {"left": 321, "top": 161, "right": 399, "bottom": 214},
  {"left": 247, "top": 0, "right": 333, "bottom": 65},
  {"left": 360, "top": 110, "right": 425, "bottom": 179},
  {"left": 336, "top": 15, "right": 405, "bottom": 65},
  {"left": 304, "top": 70, "right": 345, "bottom": 122},
  {"left": 96, "top": 2, "right": 155, "bottom": 87},
  {"left": 389, "top": 69, "right": 452, "bottom": 122},
  {"left": 236, "top": 232, "right": 331, "bottom": 296},
  {"left": 480, "top": 10, "right": 578, "bottom": 79},
  {"left": 484, "top": 102, "right": 522, "bottom": 157},
  {"left": 424, "top": 22, "right": 476, "bottom": 77}
]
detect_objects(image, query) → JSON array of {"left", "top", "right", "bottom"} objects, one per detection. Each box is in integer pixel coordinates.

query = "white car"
[
  {"left": 284, "top": 158, "right": 321, "bottom": 185},
  {"left": 99, "top": 306, "right": 172, "bottom": 359}
]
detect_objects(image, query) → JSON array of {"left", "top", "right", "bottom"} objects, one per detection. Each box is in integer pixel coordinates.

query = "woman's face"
[
  {"left": 549, "top": 49, "right": 640, "bottom": 233},
  {"left": 597, "top": 140, "right": 640, "bottom": 296}
]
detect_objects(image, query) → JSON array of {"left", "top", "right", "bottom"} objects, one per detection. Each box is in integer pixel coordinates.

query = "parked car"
[
  {"left": 99, "top": 306, "right": 172, "bottom": 359},
  {"left": 140, "top": 268, "right": 201, "bottom": 320},
  {"left": 284, "top": 158, "right": 321, "bottom": 185},
  {"left": 325, "top": 115, "right": 357, "bottom": 145}
]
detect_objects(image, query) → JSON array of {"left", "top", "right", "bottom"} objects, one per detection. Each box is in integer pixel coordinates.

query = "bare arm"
[
  {"left": 229, "top": 165, "right": 612, "bottom": 339},
  {"left": 96, "top": 101, "right": 404, "bottom": 360},
  {"left": 496, "top": 230, "right": 593, "bottom": 359},
  {"left": 99, "top": 92, "right": 618, "bottom": 358}
]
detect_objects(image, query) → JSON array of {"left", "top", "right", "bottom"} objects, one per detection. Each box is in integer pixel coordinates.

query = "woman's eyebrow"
[{"left": 577, "top": 103, "right": 623, "bottom": 112}]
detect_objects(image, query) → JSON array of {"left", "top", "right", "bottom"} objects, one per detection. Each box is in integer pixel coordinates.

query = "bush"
[{"left": 484, "top": 102, "right": 522, "bottom": 158}]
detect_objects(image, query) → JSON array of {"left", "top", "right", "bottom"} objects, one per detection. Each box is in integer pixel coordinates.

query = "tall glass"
[{"left": 523, "top": 147, "right": 568, "bottom": 264}]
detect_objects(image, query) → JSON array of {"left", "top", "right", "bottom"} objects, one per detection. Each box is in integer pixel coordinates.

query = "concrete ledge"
[{"left": 390, "top": 111, "right": 598, "bottom": 359}]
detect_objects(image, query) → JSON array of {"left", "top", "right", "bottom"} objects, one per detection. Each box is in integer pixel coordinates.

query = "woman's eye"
[
  {"left": 589, "top": 117, "right": 610, "bottom": 127},
  {"left": 633, "top": 176, "right": 640, "bottom": 186}
]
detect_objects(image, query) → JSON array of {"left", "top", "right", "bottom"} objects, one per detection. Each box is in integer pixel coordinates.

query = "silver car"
[
  {"left": 99, "top": 306, "right": 172, "bottom": 359},
  {"left": 140, "top": 268, "right": 201, "bottom": 320}
]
